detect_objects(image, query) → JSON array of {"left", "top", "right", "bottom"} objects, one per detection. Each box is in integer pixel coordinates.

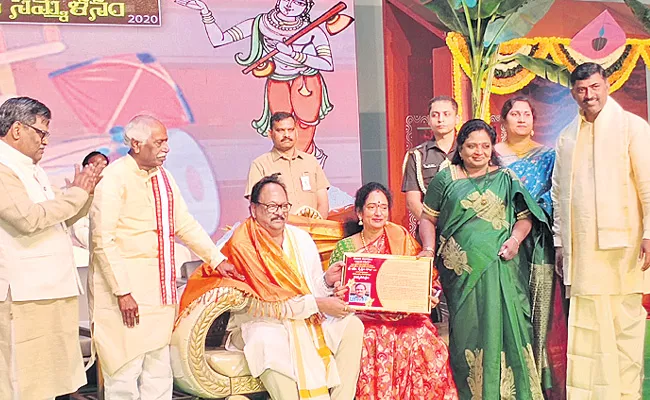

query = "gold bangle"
[{"left": 510, "top": 236, "right": 521, "bottom": 246}]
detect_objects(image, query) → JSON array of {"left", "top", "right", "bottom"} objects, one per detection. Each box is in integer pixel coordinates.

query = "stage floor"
[
  {"left": 65, "top": 320, "right": 650, "bottom": 399},
  {"left": 643, "top": 319, "right": 650, "bottom": 399}
]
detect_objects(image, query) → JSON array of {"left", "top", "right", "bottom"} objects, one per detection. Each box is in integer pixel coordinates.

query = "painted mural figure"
[{"left": 179, "top": 0, "right": 338, "bottom": 165}]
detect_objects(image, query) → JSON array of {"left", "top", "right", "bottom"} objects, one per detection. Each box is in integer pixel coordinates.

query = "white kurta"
[
  {"left": 552, "top": 99, "right": 650, "bottom": 399},
  {"left": 0, "top": 140, "right": 89, "bottom": 399},
  {"left": 90, "top": 154, "right": 224, "bottom": 376},
  {"left": 552, "top": 98, "right": 650, "bottom": 294},
  {"left": 570, "top": 118, "right": 644, "bottom": 295}
]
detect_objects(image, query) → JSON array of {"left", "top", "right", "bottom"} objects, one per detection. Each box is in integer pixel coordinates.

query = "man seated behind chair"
[
  {"left": 70, "top": 151, "right": 109, "bottom": 249},
  {"left": 220, "top": 174, "right": 363, "bottom": 399},
  {"left": 245, "top": 112, "right": 330, "bottom": 218}
]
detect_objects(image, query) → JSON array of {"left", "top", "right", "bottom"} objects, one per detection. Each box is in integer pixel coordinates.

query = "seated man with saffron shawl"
[{"left": 180, "top": 174, "right": 363, "bottom": 400}]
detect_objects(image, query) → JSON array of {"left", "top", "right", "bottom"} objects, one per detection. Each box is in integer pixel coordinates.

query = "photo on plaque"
[
  {"left": 348, "top": 282, "right": 372, "bottom": 305},
  {"left": 341, "top": 252, "right": 435, "bottom": 314}
]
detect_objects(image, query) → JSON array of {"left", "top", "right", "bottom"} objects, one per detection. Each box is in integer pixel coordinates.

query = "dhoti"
[
  {"left": 0, "top": 292, "right": 86, "bottom": 399},
  {"left": 257, "top": 316, "right": 364, "bottom": 400},
  {"left": 566, "top": 294, "right": 646, "bottom": 400},
  {"left": 102, "top": 345, "right": 172, "bottom": 400}
]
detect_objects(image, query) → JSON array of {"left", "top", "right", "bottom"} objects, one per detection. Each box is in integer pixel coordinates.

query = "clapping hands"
[{"left": 65, "top": 161, "right": 105, "bottom": 194}]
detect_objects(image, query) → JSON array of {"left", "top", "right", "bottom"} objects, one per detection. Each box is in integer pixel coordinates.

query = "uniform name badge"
[
  {"left": 300, "top": 174, "right": 312, "bottom": 191},
  {"left": 341, "top": 253, "right": 436, "bottom": 314}
]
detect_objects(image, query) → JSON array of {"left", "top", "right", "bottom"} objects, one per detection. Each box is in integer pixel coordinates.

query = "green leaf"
[
  {"left": 496, "top": 0, "right": 532, "bottom": 16},
  {"left": 479, "top": 0, "right": 503, "bottom": 18},
  {"left": 513, "top": 54, "right": 571, "bottom": 87},
  {"left": 484, "top": 0, "right": 554, "bottom": 46},
  {"left": 421, "top": 0, "right": 469, "bottom": 36},
  {"left": 466, "top": 0, "right": 502, "bottom": 19},
  {"left": 624, "top": 0, "right": 650, "bottom": 34}
]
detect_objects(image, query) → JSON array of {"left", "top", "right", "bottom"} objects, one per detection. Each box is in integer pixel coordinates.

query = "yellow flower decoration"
[{"left": 446, "top": 34, "right": 650, "bottom": 122}]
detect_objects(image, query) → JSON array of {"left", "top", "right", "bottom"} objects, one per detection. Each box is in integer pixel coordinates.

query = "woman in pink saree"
[{"left": 329, "top": 182, "right": 458, "bottom": 400}]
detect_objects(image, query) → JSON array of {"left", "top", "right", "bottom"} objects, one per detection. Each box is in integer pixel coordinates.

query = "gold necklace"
[
  {"left": 360, "top": 231, "right": 369, "bottom": 250},
  {"left": 360, "top": 230, "right": 383, "bottom": 253},
  {"left": 506, "top": 141, "right": 537, "bottom": 158},
  {"left": 462, "top": 164, "right": 491, "bottom": 205}
]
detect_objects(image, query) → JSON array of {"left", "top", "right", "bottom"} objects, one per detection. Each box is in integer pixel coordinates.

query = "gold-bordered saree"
[{"left": 423, "top": 166, "right": 553, "bottom": 400}]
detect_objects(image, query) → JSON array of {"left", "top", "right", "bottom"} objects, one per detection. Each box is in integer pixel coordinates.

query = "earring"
[
  {"left": 530, "top": 130, "right": 535, "bottom": 137},
  {"left": 358, "top": 219, "right": 363, "bottom": 226}
]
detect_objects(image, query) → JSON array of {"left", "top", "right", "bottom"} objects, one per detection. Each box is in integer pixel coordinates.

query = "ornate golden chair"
[{"left": 171, "top": 279, "right": 266, "bottom": 399}]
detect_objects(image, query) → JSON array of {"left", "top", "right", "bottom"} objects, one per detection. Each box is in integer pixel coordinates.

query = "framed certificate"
[{"left": 341, "top": 253, "right": 436, "bottom": 314}]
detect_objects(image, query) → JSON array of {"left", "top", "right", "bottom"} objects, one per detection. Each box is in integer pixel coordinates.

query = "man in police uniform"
[
  {"left": 246, "top": 111, "right": 330, "bottom": 218},
  {"left": 402, "top": 96, "right": 459, "bottom": 220}
]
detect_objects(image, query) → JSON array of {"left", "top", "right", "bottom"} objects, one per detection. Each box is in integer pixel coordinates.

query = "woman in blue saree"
[
  {"left": 495, "top": 96, "right": 565, "bottom": 400},
  {"left": 495, "top": 96, "right": 555, "bottom": 216}
]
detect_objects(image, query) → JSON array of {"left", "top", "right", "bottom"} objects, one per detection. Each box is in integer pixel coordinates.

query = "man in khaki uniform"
[
  {"left": 401, "top": 96, "right": 458, "bottom": 323},
  {"left": 246, "top": 111, "right": 330, "bottom": 218},
  {"left": 0, "top": 97, "right": 102, "bottom": 399},
  {"left": 401, "top": 96, "right": 458, "bottom": 220},
  {"left": 89, "top": 115, "right": 226, "bottom": 399}
]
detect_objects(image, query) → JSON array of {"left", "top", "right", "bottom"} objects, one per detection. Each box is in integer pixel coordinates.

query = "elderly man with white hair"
[{"left": 89, "top": 115, "right": 227, "bottom": 399}]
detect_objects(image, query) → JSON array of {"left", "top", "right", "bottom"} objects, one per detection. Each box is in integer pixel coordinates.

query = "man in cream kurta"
[
  {"left": 89, "top": 116, "right": 225, "bottom": 399},
  {"left": 0, "top": 97, "right": 103, "bottom": 399},
  {"left": 552, "top": 63, "right": 650, "bottom": 399},
  {"left": 221, "top": 174, "right": 363, "bottom": 400}
]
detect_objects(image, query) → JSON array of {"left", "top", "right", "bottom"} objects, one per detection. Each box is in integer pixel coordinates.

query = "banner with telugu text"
[
  {"left": 0, "top": 0, "right": 161, "bottom": 26},
  {"left": 0, "top": 0, "right": 362, "bottom": 240}
]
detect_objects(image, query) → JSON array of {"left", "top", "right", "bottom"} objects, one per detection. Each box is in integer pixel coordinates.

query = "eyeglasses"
[
  {"left": 255, "top": 202, "right": 292, "bottom": 213},
  {"left": 24, "top": 123, "right": 50, "bottom": 141},
  {"left": 365, "top": 203, "right": 389, "bottom": 212}
]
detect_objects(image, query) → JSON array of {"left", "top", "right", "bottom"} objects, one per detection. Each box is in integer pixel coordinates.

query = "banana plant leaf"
[
  {"left": 464, "top": 0, "right": 502, "bottom": 20},
  {"left": 452, "top": 0, "right": 533, "bottom": 20},
  {"left": 513, "top": 53, "right": 571, "bottom": 87},
  {"left": 624, "top": 0, "right": 650, "bottom": 34},
  {"left": 484, "top": 0, "right": 555, "bottom": 46},
  {"left": 421, "top": 0, "right": 469, "bottom": 36},
  {"left": 496, "top": 0, "right": 532, "bottom": 17},
  {"left": 448, "top": 0, "right": 512, "bottom": 21}
]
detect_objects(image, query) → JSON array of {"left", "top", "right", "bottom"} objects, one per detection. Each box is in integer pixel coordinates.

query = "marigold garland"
[
  {"left": 446, "top": 32, "right": 650, "bottom": 117},
  {"left": 452, "top": 55, "right": 464, "bottom": 131}
]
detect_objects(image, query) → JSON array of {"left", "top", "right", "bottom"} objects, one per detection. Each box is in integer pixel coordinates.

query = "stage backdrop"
[{"left": 0, "top": 0, "right": 362, "bottom": 239}]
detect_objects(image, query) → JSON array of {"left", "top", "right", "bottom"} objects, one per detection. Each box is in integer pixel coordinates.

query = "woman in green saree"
[{"left": 419, "top": 119, "right": 553, "bottom": 400}]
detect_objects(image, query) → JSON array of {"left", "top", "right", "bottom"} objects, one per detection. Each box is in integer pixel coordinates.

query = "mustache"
[{"left": 271, "top": 215, "right": 285, "bottom": 221}]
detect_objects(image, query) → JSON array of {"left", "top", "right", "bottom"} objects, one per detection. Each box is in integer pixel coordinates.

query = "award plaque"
[{"left": 341, "top": 253, "right": 436, "bottom": 314}]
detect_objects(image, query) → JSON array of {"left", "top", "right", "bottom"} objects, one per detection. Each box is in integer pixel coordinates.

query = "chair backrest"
[{"left": 180, "top": 260, "right": 203, "bottom": 280}]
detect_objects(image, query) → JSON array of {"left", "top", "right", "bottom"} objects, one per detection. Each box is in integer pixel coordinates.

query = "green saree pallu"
[{"left": 423, "top": 166, "right": 553, "bottom": 400}]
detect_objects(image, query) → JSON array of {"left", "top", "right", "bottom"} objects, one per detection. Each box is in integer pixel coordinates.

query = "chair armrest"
[
  {"left": 181, "top": 260, "right": 204, "bottom": 279},
  {"left": 79, "top": 327, "right": 91, "bottom": 337}
]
